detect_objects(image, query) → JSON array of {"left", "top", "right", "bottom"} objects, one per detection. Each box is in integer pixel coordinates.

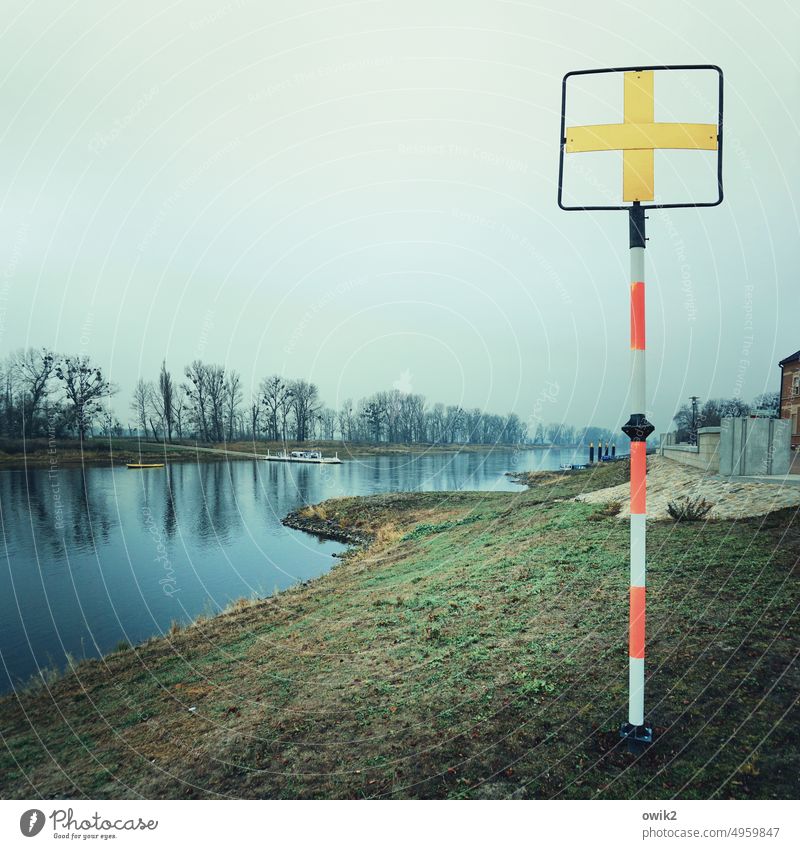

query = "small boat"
[
  {"left": 126, "top": 463, "right": 165, "bottom": 469},
  {"left": 263, "top": 449, "right": 342, "bottom": 464}
]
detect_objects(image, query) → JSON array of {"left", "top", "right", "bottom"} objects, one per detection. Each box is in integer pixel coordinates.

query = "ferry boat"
[{"left": 263, "top": 449, "right": 342, "bottom": 464}]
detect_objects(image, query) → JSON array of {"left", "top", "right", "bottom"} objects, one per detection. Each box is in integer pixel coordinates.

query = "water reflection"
[{"left": 0, "top": 448, "right": 573, "bottom": 691}]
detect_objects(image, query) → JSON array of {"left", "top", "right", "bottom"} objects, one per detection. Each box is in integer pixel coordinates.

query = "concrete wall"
[
  {"left": 661, "top": 427, "right": 720, "bottom": 472},
  {"left": 719, "top": 417, "right": 791, "bottom": 476}
]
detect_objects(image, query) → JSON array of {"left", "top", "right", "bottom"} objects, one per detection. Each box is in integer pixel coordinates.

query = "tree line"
[
  {"left": 1, "top": 347, "right": 620, "bottom": 447},
  {"left": 0, "top": 349, "right": 115, "bottom": 439},
  {"left": 672, "top": 392, "right": 780, "bottom": 442}
]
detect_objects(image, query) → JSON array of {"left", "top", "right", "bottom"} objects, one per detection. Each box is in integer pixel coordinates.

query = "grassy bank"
[
  {"left": 0, "top": 437, "right": 533, "bottom": 469},
  {"left": 1, "top": 462, "right": 797, "bottom": 799}
]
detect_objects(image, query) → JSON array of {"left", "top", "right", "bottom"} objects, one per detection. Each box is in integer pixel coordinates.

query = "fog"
[{"left": 0, "top": 0, "right": 797, "bottom": 435}]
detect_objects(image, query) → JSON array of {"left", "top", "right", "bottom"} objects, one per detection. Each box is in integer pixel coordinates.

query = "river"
[{"left": 0, "top": 447, "right": 582, "bottom": 692}]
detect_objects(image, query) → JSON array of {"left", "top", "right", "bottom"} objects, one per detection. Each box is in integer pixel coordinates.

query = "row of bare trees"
[
  {"left": 0, "top": 348, "right": 622, "bottom": 447},
  {"left": 128, "top": 364, "right": 321, "bottom": 444},
  {"left": 672, "top": 393, "right": 779, "bottom": 443},
  {"left": 0, "top": 349, "right": 116, "bottom": 440},
  {"left": 126, "top": 366, "right": 537, "bottom": 446},
  {"left": 345, "top": 391, "right": 528, "bottom": 445}
]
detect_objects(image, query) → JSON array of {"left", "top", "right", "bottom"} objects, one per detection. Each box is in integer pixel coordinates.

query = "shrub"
[
  {"left": 667, "top": 496, "right": 713, "bottom": 522},
  {"left": 588, "top": 500, "right": 622, "bottom": 520}
]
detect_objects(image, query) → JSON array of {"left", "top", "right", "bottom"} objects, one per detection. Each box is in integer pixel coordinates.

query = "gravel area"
[{"left": 576, "top": 455, "right": 800, "bottom": 520}]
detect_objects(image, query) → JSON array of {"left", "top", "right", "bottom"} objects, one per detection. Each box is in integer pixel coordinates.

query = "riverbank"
[
  {"left": 0, "top": 438, "right": 257, "bottom": 469},
  {"left": 0, "top": 437, "right": 541, "bottom": 470},
  {"left": 1, "top": 460, "right": 797, "bottom": 799}
]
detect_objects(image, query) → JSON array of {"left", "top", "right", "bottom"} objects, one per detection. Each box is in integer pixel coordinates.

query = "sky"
[{"left": 0, "top": 0, "right": 797, "bottom": 435}]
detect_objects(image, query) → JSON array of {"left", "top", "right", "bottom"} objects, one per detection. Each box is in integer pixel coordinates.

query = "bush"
[
  {"left": 667, "top": 496, "right": 713, "bottom": 522},
  {"left": 588, "top": 500, "right": 622, "bottom": 520}
]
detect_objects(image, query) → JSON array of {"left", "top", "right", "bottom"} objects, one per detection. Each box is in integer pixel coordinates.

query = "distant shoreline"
[{"left": 0, "top": 437, "right": 572, "bottom": 470}]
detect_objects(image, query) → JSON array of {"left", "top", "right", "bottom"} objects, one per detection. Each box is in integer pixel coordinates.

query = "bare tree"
[
  {"left": 0, "top": 356, "right": 20, "bottom": 437},
  {"left": 204, "top": 365, "right": 225, "bottom": 442},
  {"left": 378, "top": 391, "right": 402, "bottom": 443},
  {"left": 672, "top": 403, "right": 694, "bottom": 442},
  {"left": 55, "top": 355, "right": 115, "bottom": 438},
  {"left": 444, "top": 405, "right": 465, "bottom": 444},
  {"left": 14, "top": 348, "right": 56, "bottom": 436},
  {"left": 223, "top": 370, "right": 242, "bottom": 442},
  {"left": 427, "top": 403, "right": 445, "bottom": 444},
  {"left": 173, "top": 384, "right": 186, "bottom": 439},
  {"left": 463, "top": 407, "right": 483, "bottom": 444},
  {"left": 184, "top": 361, "right": 211, "bottom": 441},
  {"left": 338, "top": 398, "right": 354, "bottom": 442},
  {"left": 131, "top": 379, "right": 153, "bottom": 436},
  {"left": 249, "top": 395, "right": 262, "bottom": 439},
  {"left": 289, "top": 379, "right": 320, "bottom": 441},
  {"left": 99, "top": 407, "right": 122, "bottom": 437},
  {"left": 504, "top": 412, "right": 527, "bottom": 445},
  {"left": 753, "top": 391, "right": 780, "bottom": 415},
  {"left": 261, "top": 375, "right": 291, "bottom": 442},
  {"left": 155, "top": 361, "right": 175, "bottom": 440},
  {"left": 319, "top": 407, "right": 337, "bottom": 440},
  {"left": 359, "top": 396, "right": 386, "bottom": 442}
]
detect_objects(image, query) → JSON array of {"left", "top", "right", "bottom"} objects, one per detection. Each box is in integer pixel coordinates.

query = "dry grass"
[
  {"left": 301, "top": 504, "right": 329, "bottom": 522},
  {"left": 588, "top": 500, "right": 623, "bottom": 520},
  {"left": 667, "top": 496, "right": 714, "bottom": 522}
]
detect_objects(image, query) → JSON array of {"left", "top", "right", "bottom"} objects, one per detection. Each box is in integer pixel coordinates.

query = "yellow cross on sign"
[{"left": 565, "top": 70, "right": 718, "bottom": 202}]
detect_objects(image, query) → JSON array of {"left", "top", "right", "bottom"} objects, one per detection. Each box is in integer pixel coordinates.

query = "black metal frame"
[{"left": 558, "top": 64, "right": 723, "bottom": 211}]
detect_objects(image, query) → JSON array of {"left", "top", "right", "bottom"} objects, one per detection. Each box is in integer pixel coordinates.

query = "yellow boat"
[{"left": 126, "top": 463, "right": 165, "bottom": 469}]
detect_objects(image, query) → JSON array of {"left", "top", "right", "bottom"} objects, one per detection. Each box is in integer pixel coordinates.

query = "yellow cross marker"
[{"left": 565, "top": 70, "right": 718, "bottom": 201}]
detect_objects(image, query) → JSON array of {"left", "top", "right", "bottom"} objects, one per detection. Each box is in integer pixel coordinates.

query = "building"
[{"left": 779, "top": 350, "right": 800, "bottom": 448}]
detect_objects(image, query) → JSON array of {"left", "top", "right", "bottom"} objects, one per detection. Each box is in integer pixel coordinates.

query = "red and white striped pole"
[{"left": 621, "top": 202, "right": 654, "bottom": 749}]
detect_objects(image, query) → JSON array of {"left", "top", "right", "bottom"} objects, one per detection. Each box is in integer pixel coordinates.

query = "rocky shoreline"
[{"left": 281, "top": 508, "right": 373, "bottom": 547}]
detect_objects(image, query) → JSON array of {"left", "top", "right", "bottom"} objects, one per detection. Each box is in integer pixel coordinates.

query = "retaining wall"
[{"left": 660, "top": 427, "right": 720, "bottom": 472}]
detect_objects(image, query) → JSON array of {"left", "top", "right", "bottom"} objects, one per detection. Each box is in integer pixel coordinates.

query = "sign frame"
[{"left": 557, "top": 64, "right": 724, "bottom": 211}]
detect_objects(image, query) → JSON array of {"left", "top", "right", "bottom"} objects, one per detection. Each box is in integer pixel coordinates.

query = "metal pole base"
[{"left": 619, "top": 721, "right": 654, "bottom": 753}]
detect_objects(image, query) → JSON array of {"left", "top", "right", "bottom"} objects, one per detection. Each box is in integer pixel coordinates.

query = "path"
[{"left": 576, "top": 455, "right": 800, "bottom": 519}]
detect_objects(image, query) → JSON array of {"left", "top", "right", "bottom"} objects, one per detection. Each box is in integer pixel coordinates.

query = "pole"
[
  {"left": 690, "top": 395, "right": 699, "bottom": 445},
  {"left": 621, "top": 203, "right": 654, "bottom": 750}
]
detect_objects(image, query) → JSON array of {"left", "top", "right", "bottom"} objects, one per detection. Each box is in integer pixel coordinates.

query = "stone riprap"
[{"left": 576, "top": 455, "right": 800, "bottom": 520}]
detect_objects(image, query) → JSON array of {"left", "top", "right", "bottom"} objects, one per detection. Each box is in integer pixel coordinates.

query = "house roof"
[{"left": 779, "top": 350, "right": 800, "bottom": 366}]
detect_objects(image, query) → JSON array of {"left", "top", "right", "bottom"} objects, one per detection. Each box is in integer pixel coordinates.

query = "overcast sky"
[{"left": 0, "top": 0, "right": 797, "bottom": 434}]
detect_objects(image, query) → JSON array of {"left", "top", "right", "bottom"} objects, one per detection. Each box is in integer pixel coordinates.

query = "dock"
[{"left": 264, "top": 450, "right": 342, "bottom": 464}]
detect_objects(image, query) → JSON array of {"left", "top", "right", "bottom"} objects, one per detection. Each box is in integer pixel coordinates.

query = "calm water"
[{"left": 0, "top": 447, "right": 580, "bottom": 692}]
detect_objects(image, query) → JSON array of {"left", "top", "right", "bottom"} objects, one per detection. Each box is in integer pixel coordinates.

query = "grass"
[{"left": 0, "top": 460, "right": 797, "bottom": 799}]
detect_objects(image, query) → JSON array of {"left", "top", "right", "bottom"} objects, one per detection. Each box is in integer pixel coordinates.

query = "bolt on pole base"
[{"left": 619, "top": 721, "right": 654, "bottom": 753}]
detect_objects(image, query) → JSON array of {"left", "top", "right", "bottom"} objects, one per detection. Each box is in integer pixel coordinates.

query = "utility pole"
[{"left": 689, "top": 396, "right": 700, "bottom": 445}]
